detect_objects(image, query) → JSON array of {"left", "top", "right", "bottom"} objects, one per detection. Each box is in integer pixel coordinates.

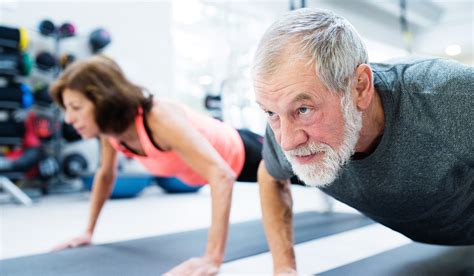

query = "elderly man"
[{"left": 253, "top": 8, "right": 473, "bottom": 273}]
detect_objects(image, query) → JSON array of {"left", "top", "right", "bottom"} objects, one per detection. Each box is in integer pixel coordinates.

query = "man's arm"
[{"left": 258, "top": 160, "right": 296, "bottom": 273}]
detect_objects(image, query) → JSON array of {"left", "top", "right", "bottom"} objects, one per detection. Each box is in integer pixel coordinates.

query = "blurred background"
[{"left": 0, "top": 0, "right": 472, "bottom": 264}]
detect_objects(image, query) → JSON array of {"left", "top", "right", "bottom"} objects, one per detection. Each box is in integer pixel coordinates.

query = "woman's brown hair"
[{"left": 50, "top": 55, "right": 153, "bottom": 134}]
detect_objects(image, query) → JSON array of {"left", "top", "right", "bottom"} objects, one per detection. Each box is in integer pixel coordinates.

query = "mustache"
[{"left": 284, "top": 142, "right": 332, "bottom": 157}]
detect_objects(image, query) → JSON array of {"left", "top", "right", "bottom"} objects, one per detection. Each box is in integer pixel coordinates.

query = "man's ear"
[{"left": 353, "top": 64, "right": 373, "bottom": 111}]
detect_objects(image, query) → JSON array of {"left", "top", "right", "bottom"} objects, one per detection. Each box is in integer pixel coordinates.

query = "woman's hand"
[{"left": 51, "top": 232, "right": 92, "bottom": 251}]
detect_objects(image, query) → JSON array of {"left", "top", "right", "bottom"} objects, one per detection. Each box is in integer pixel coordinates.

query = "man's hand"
[
  {"left": 51, "top": 232, "right": 92, "bottom": 251},
  {"left": 165, "top": 256, "right": 219, "bottom": 276}
]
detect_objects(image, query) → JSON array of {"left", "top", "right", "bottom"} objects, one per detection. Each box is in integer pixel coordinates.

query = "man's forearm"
[{"left": 258, "top": 161, "right": 296, "bottom": 272}]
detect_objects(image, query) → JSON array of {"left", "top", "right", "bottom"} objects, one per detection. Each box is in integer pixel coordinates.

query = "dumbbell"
[
  {"left": 0, "top": 121, "right": 26, "bottom": 140},
  {"left": 0, "top": 83, "right": 33, "bottom": 109},
  {"left": 0, "top": 51, "right": 33, "bottom": 76},
  {"left": 0, "top": 25, "right": 29, "bottom": 50},
  {"left": 62, "top": 153, "right": 88, "bottom": 178}
]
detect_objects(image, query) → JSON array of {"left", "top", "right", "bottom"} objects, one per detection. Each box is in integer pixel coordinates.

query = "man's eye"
[
  {"left": 266, "top": 111, "right": 276, "bottom": 118},
  {"left": 298, "top": 107, "right": 310, "bottom": 114}
]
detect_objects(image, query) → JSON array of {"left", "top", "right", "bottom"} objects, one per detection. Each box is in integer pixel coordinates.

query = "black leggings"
[{"left": 236, "top": 129, "right": 263, "bottom": 182}]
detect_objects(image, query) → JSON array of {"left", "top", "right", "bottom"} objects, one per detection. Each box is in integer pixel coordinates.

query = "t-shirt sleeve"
[{"left": 262, "top": 124, "right": 294, "bottom": 180}]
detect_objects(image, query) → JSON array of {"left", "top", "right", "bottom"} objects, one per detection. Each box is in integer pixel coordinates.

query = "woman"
[{"left": 50, "top": 55, "right": 263, "bottom": 275}]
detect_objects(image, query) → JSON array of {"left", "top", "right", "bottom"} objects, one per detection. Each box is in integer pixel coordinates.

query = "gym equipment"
[
  {"left": 81, "top": 173, "right": 152, "bottom": 198},
  {"left": 35, "top": 51, "right": 57, "bottom": 71},
  {"left": 0, "top": 147, "right": 42, "bottom": 172},
  {"left": 0, "top": 51, "right": 33, "bottom": 76},
  {"left": 38, "top": 156, "right": 59, "bottom": 180},
  {"left": 0, "top": 176, "right": 33, "bottom": 205},
  {"left": 0, "top": 84, "right": 33, "bottom": 109},
  {"left": 33, "top": 84, "right": 53, "bottom": 106},
  {"left": 59, "top": 53, "right": 76, "bottom": 70},
  {"left": 204, "top": 95, "right": 222, "bottom": 110},
  {"left": 61, "top": 121, "right": 82, "bottom": 142},
  {"left": 204, "top": 94, "right": 223, "bottom": 120},
  {"left": 34, "top": 116, "right": 54, "bottom": 140},
  {"left": 38, "top": 19, "right": 56, "bottom": 36},
  {"left": 58, "top": 22, "right": 76, "bottom": 38},
  {"left": 89, "top": 28, "right": 111, "bottom": 53},
  {"left": 19, "top": 27, "right": 29, "bottom": 50},
  {"left": 21, "top": 52, "right": 33, "bottom": 75},
  {"left": 62, "top": 153, "right": 88, "bottom": 178},
  {"left": 0, "top": 121, "right": 25, "bottom": 146},
  {"left": 0, "top": 25, "right": 29, "bottom": 50},
  {"left": 155, "top": 177, "right": 203, "bottom": 193},
  {"left": 0, "top": 212, "right": 373, "bottom": 275}
]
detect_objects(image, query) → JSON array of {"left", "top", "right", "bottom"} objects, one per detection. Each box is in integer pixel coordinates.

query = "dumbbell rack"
[
  {"left": 33, "top": 20, "right": 75, "bottom": 193},
  {"left": 0, "top": 25, "right": 34, "bottom": 205}
]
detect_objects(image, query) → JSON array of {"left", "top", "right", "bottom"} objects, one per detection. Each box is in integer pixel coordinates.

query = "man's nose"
[{"left": 278, "top": 119, "right": 307, "bottom": 151}]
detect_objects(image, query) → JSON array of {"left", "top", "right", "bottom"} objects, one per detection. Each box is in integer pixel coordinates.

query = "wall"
[
  {"left": 1, "top": 1, "right": 175, "bottom": 172},
  {"left": 0, "top": 0, "right": 174, "bottom": 97}
]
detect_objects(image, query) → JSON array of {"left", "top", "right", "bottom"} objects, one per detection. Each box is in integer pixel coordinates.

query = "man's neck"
[{"left": 355, "top": 88, "right": 385, "bottom": 154}]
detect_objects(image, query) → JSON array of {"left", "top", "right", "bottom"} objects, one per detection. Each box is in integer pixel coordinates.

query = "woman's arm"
[
  {"left": 150, "top": 103, "right": 236, "bottom": 273},
  {"left": 53, "top": 136, "right": 118, "bottom": 250},
  {"left": 85, "top": 136, "right": 118, "bottom": 235}
]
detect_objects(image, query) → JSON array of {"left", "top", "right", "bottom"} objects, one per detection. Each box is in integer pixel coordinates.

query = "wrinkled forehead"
[{"left": 254, "top": 61, "right": 328, "bottom": 100}]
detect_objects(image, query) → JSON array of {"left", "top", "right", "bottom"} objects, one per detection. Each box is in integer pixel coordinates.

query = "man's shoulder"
[
  {"left": 371, "top": 57, "right": 472, "bottom": 79},
  {"left": 371, "top": 57, "right": 445, "bottom": 76},
  {"left": 372, "top": 57, "right": 472, "bottom": 96}
]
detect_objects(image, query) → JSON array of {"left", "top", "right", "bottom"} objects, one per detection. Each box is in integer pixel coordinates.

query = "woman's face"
[{"left": 62, "top": 88, "right": 101, "bottom": 139}]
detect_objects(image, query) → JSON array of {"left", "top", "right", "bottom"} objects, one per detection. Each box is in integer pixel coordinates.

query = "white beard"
[{"left": 284, "top": 94, "right": 363, "bottom": 187}]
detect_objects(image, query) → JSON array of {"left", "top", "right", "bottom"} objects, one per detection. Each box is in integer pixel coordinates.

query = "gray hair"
[{"left": 252, "top": 8, "right": 369, "bottom": 95}]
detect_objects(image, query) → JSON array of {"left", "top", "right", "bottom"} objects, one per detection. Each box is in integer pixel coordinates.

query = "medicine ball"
[
  {"left": 38, "top": 19, "right": 56, "bottom": 36},
  {"left": 35, "top": 51, "right": 57, "bottom": 71},
  {"left": 58, "top": 22, "right": 76, "bottom": 38},
  {"left": 89, "top": 28, "right": 111, "bottom": 53}
]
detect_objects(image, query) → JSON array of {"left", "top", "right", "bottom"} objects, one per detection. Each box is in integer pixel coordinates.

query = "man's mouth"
[{"left": 293, "top": 151, "right": 323, "bottom": 164}]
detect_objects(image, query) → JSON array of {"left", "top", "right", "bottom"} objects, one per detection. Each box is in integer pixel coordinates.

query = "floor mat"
[
  {"left": 320, "top": 242, "right": 474, "bottom": 276},
  {"left": 0, "top": 211, "right": 372, "bottom": 275}
]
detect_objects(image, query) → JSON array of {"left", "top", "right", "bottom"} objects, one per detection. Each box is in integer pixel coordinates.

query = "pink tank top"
[{"left": 108, "top": 104, "right": 245, "bottom": 186}]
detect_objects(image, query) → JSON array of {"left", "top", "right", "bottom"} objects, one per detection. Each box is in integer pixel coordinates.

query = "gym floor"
[{"left": 1, "top": 182, "right": 412, "bottom": 274}]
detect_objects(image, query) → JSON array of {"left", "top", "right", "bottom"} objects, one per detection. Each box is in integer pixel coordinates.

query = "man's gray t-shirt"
[{"left": 262, "top": 58, "right": 474, "bottom": 245}]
